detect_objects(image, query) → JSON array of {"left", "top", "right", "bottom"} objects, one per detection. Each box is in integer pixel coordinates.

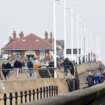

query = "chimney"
[
  {"left": 19, "top": 32, "right": 24, "bottom": 38},
  {"left": 50, "top": 32, "right": 53, "bottom": 40},
  {"left": 44, "top": 31, "right": 48, "bottom": 40},
  {"left": 9, "top": 36, "right": 12, "bottom": 42},
  {"left": 13, "top": 31, "right": 16, "bottom": 40}
]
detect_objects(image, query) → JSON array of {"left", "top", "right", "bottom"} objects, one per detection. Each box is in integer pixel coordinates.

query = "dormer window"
[
  {"left": 22, "top": 39, "right": 26, "bottom": 42},
  {"left": 35, "top": 39, "right": 39, "bottom": 42}
]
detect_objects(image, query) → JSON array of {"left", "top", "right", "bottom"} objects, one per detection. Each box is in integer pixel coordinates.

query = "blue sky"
[{"left": 0, "top": 0, "right": 105, "bottom": 63}]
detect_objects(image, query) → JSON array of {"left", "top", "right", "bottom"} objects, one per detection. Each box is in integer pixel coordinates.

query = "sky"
[{"left": 0, "top": 0, "right": 105, "bottom": 63}]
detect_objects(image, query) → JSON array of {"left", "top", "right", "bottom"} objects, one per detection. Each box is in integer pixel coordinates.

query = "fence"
[{"left": 0, "top": 85, "right": 58, "bottom": 105}]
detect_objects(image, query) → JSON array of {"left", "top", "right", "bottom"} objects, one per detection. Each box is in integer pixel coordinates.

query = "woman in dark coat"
[{"left": 2, "top": 61, "right": 8, "bottom": 79}]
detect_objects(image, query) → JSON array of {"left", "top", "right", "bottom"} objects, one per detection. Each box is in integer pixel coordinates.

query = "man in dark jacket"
[
  {"left": 63, "top": 58, "right": 71, "bottom": 77},
  {"left": 2, "top": 61, "right": 7, "bottom": 79},
  {"left": 6, "top": 60, "right": 12, "bottom": 78},
  {"left": 2, "top": 60, "right": 12, "bottom": 79},
  {"left": 86, "top": 72, "right": 94, "bottom": 87},
  {"left": 27, "top": 59, "right": 33, "bottom": 77},
  {"left": 14, "top": 59, "right": 20, "bottom": 76}
]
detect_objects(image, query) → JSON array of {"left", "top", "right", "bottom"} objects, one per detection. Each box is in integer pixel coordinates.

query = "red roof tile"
[{"left": 4, "top": 33, "right": 53, "bottom": 50}]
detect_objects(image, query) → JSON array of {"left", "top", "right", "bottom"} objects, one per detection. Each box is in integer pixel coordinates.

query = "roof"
[{"left": 4, "top": 33, "right": 52, "bottom": 50}]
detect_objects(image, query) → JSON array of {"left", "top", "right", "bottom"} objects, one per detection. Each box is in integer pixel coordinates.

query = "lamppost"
[
  {"left": 76, "top": 14, "right": 79, "bottom": 64},
  {"left": 53, "top": 0, "right": 64, "bottom": 68},
  {"left": 70, "top": 8, "right": 74, "bottom": 61},
  {"left": 80, "top": 21, "right": 83, "bottom": 64},
  {"left": 53, "top": 0, "right": 57, "bottom": 68},
  {"left": 64, "top": 0, "right": 67, "bottom": 59}
]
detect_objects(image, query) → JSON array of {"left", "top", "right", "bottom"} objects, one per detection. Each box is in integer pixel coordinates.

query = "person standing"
[
  {"left": 86, "top": 71, "right": 94, "bottom": 87},
  {"left": 2, "top": 61, "right": 7, "bottom": 79},
  {"left": 27, "top": 59, "right": 33, "bottom": 77},
  {"left": 6, "top": 60, "right": 12, "bottom": 78},
  {"left": 14, "top": 59, "right": 20, "bottom": 76},
  {"left": 33, "top": 59, "right": 40, "bottom": 78},
  {"left": 63, "top": 58, "right": 71, "bottom": 77}
]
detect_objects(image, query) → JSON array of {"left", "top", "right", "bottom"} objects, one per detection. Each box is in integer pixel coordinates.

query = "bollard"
[
  {"left": 15, "top": 92, "right": 18, "bottom": 105},
  {"left": 40, "top": 88, "right": 42, "bottom": 99},
  {"left": 24, "top": 91, "right": 27, "bottom": 103},
  {"left": 4, "top": 94, "right": 7, "bottom": 105},
  {"left": 32, "top": 89, "right": 35, "bottom": 101},
  {"left": 10, "top": 93, "right": 13, "bottom": 105},
  {"left": 20, "top": 91, "right": 23, "bottom": 104},
  {"left": 29, "top": 90, "right": 31, "bottom": 102}
]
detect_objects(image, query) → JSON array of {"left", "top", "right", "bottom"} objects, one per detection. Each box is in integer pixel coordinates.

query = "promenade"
[{"left": 0, "top": 62, "right": 102, "bottom": 105}]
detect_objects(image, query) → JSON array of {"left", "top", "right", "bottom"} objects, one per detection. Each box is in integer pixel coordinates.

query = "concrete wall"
[{"left": 0, "top": 79, "right": 69, "bottom": 95}]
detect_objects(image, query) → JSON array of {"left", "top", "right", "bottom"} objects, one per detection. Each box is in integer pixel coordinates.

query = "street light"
[
  {"left": 53, "top": 0, "right": 63, "bottom": 68},
  {"left": 64, "top": 0, "right": 67, "bottom": 59},
  {"left": 70, "top": 8, "right": 74, "bottom": 61},
  {"left": 53, "top": 0, "right": 57, "bottom": 68},
  {"left": 76, "top": 14, "right": 79, "bottom": 64}
]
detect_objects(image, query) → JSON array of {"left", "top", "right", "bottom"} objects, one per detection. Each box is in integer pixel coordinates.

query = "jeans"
[{"left": 64, "top": 67, "right": 68, "bottom": 76}]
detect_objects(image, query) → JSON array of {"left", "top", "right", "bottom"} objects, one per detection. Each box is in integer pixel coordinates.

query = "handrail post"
[
  {"left": 20, "top": 91, "right": 23, "bottom": 104},
  {"left": 49, "top": 86, "right": 51, "bottom": 97},
  {"left": 29, "top": 90, "right": 31, "bottom": 102},
  {"left": 24, "top": 91, "right": 27, "bottom": 103},
  {"left": 51, "top": 86, "right": 54, "bottom": 96},
  {"left": 43, "top": 87, "right": 45, "bottom": 99},
  {"left": 4, "top": 94, "right": 7, "bottom": 105},
  {"left": 56, "top": 86, "right": 58, "bottom": 95},
  {"left": 46, "top": 87, "right": 48, "bottom": 98},
  {"left": 10, "top": 93, "right": 13, "bottom": 105},
  {"left": 54, "top": 86, "right": 56, "bottom": 96},
  {"left": 15, "top": 92, "right": 18, "bottom": 105},
  {"left": 36, "top": 88, "right": 39, "bottom": 100},
  {"left": 32, "top": 89, "right": 35, "bottom": 101},
  {"left": 40, "top": 88, "right": 42, "bottom": 99}
]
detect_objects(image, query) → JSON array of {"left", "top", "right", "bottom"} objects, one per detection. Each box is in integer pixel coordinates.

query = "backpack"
[{"left": 27, "top": 61, "right": 33, "bottom": 68}]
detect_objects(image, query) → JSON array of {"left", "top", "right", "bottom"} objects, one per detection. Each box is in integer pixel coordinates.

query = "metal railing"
[
  {"left": 0, "top": 85, "right": 58, "bottom": 105},
  {"left": 0, "top": 67, "right": 57, "bottom": 79}
]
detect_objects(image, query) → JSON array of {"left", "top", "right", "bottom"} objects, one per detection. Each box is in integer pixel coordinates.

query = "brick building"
[{"left": 2, "top": 31, "right": 53, "bottom": 60}]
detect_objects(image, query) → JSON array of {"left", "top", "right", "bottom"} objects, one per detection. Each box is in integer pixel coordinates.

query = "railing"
[
  {"left": 0, "top": 85, "right": 58, "bottom": 105},
  {"left": 25, "top": 83, "right": 105, "bottom": 105},
  {"left": 0, "top": 67, "right": 57, "bottom": 79}
]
